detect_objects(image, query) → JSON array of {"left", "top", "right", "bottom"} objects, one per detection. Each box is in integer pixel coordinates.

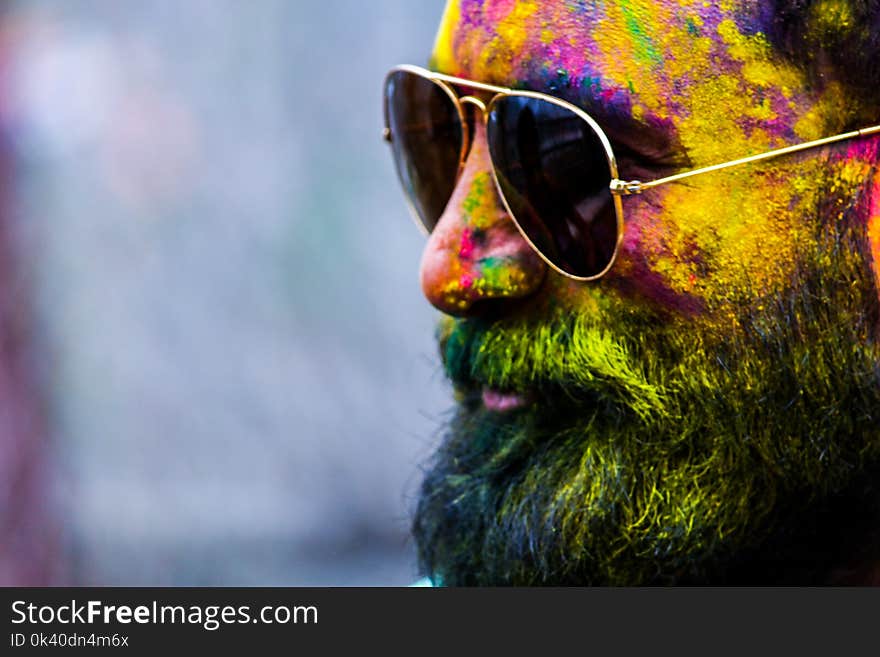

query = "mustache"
[
  {"left": 437, "top": 310, "right": 669, "bottom": 421},
  {"left": 435, "top": 209, "right": 880, "bottom": 427}
]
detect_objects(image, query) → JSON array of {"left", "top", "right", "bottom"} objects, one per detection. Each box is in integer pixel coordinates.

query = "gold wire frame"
[
  {"left": 383, "top": 64, "right": 624, "bottom": 281},
  {"left": 383, "top": 64, "right": 880, "bottom": 281}
]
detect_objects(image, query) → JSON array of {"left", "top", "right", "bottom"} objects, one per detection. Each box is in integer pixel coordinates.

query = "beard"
[{"left": 413, "top": 202, "right": 880, "bottom": 585}]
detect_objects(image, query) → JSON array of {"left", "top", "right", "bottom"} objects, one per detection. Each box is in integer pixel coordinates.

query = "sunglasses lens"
[
  {"left": 384, "top": 70, "right": 463, "bottom": 232},
  {"left": 487, "top": 95, "right": 620, "bottom": 279}
]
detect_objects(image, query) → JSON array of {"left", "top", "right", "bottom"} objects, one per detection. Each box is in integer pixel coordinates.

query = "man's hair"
[{"left": 766, "top": 0, "right": 880, "bottom": 112}]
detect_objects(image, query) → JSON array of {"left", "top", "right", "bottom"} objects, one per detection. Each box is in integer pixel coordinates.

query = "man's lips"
[{"left": 481, "top": 387, "right": 531, "bottom": 412}]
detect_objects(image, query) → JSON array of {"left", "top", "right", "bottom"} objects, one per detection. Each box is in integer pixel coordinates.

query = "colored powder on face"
[
  {"left": 469, "top": 261, "right": 530, "bottom": 296},
  {"left": 477, "top": 256, "right": 514, "bottom": 288},
  {"left": 435, "top": 1, "right": 819, "bottom": 145},
  {"left": 619, "top": 0, "right": 662, "bottom": 66},
  {"left": 868, "top": 173, "right": 880, "bottom": 292},
  {"left": 670, "top": 18, "right": 809, "bottom": 161},
  {"left": 461, "top": 171, "right": 495, "bottom": 230},
  {"left": 794, "top": 81, "right": 861, "bottom": 140},
  {"left": 459, "top": 228, "right": 476, "bottom": 259},
  {"left": 462, "top": 170, "right": 534, "bottom": 295},
  {"left": 807, "top": 0, "right": 854, "bottom": 40},
  {"left": 476, "top": 1, "right": 540, "bottom": 80},
  {"left": 485, "top": 0, "right": 520, "bottom": 24},
  {"left": 434, "top": 164, "right": 536, "bottom": 304},
  {"left": 633, "top": 156, "right": 826, "bottom": 306},
  {"left": 833, "top": 139, "right": 880, "bottom": 295},
  {"left": 717, "top": 18, "right": 770, "bottom": 62},
  {"left": 431, "top": 0, "right": 463, "bottom": 73},
  {"left": 588, "top": 2, "right": 669, "bottom": 117}
]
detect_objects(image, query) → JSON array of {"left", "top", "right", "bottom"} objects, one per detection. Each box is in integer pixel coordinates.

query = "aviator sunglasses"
[{"left": 383, "top": 64, "right": 880, "bottom": 280}]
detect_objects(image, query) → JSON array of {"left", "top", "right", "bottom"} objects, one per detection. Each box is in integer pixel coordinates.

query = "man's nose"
[{"left": 419, "top": 120, "right": 547, "bottom": 316}]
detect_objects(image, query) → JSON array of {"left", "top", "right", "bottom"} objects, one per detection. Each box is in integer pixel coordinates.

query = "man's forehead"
[
  {"left": 429, "top": 0, "right": 841, "bottom": 154},
  {"left": 430, "top": 0, "right": 768, "bottom": 91}
]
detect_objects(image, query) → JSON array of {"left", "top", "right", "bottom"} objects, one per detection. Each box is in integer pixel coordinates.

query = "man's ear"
[{"left": 767, "top": 0, "right": 880, "bottom": 113}]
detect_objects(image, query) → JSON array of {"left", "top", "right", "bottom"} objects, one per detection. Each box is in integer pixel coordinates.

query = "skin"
[{"left": 408, "top": 0, "right": 880, "bottom": 584}]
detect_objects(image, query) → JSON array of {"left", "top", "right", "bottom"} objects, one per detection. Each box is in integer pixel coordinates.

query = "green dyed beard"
[{"left": 414, "top": 203, "right": 880, "bottom": 585}]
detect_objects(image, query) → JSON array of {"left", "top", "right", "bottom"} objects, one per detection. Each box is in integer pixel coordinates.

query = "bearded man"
[{"left": 383, "top": 0, "right": 880, "bottom": 584}]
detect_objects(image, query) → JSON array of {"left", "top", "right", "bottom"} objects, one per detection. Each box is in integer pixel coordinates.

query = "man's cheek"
[
  {"left": 626, "top": 167, "right": 824, "bottom": 307},
  {"left": 585, "top": 195, "right": 716, "bottom": 315}
]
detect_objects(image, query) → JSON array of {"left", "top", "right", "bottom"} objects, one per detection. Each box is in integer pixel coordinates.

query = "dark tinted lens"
[
  {"left": 487, "top": 95, "right": 619, "bottom": 278},
  {"left": 384, "top": 70, "right": 463, "bottom": 232}
]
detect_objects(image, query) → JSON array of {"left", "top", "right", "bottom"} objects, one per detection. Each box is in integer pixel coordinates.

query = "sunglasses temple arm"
[{"left": 613, "top": 124, "right": 880, "bottom": 195}]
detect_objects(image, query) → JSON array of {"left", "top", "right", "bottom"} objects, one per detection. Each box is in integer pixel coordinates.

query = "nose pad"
[{"left": 419, "top": 119, "right": 547, "bottom": 316}]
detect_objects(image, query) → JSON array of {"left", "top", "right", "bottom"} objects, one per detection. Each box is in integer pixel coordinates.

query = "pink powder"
[{"left": 459, "top": 228, "right": 476, "bottom": 259}]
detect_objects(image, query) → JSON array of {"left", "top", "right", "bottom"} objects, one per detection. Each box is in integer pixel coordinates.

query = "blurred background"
[{"left": 0, "top": 0, "right": 450, "bottom": 585}]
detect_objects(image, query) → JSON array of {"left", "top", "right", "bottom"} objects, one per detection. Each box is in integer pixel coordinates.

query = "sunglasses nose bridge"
[{"left": 459, "top": 95, "right": 488, "bottom": 124}]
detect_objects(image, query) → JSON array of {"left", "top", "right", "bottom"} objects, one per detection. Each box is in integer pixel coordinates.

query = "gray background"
[{"left": 8, "top": 0, "right": 450, "bottom": 585}]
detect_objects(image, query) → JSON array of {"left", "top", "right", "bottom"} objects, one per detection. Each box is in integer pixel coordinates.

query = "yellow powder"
[
  {"left": 808, "top": 0, "right": 854, "bottom": 36},
  {"left": 431, "top": 0, "right": 462, "bottom": 72},
  {"left": 717, "top": 18, "right": 770, "bottom": 63},
  {"left": 644, "top": 159, "right": 824, "bottom": 303},
  {"left": 741, "top": 61, "right": 800, "bottom": 93},
  {"left": 476, "top": 1, "right": 540, "bottom": 79},
  {"left": 867, "top": 172, "right": 880, "bottom": 293},
  {"left": 794, "top": 81, "right": 860, "bottom": 139}
]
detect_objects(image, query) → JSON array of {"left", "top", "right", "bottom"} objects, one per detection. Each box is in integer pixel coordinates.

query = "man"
[{"left": 386, "top": 0, "right": 880, "bottom": 584}]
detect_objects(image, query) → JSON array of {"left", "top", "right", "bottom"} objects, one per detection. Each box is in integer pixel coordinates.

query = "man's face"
[{"left": 412, "top": 0, "right": 880, "bottom": 584}]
